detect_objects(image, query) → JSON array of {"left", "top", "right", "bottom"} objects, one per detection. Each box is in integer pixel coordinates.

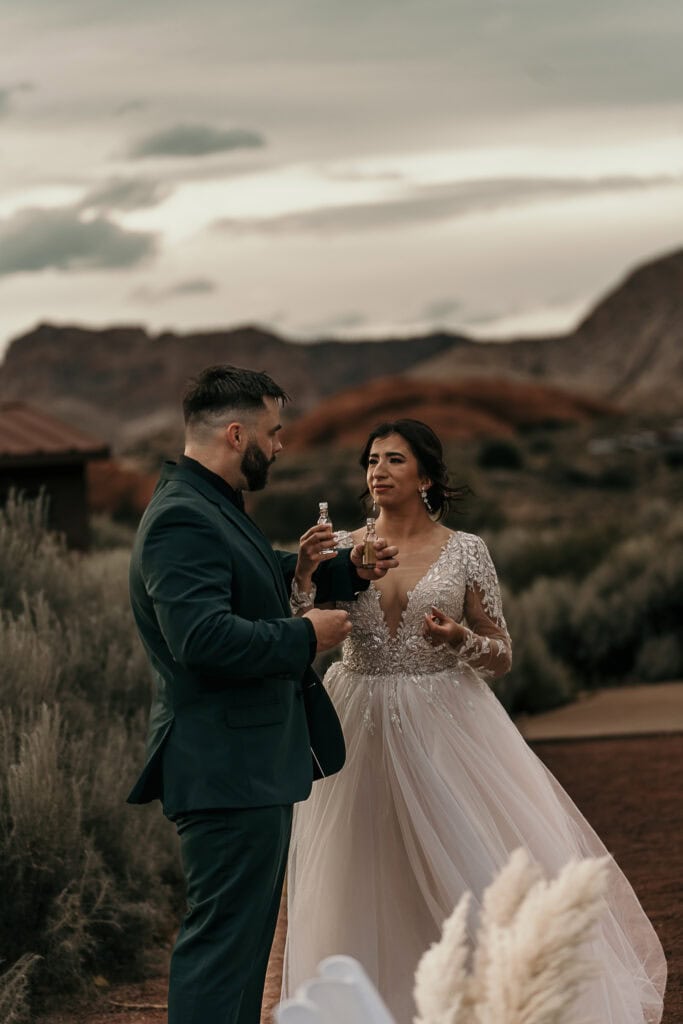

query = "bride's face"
[{"left": 366, "top": 433, "right": 429, "bottom": 510}]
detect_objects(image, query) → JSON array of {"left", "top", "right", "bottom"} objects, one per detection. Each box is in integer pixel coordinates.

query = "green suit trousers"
[{"left": 168, "top": 804, "right": 292, "bottom": 1024}]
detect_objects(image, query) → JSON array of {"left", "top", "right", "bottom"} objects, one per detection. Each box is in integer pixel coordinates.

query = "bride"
[{"left": 283, "top": 418, "right": 666, "bottom": 1024}]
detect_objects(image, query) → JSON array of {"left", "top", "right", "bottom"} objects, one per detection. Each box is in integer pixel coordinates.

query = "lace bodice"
[{"left": 338, "top": 532, "right": 511, "bottom": 678}]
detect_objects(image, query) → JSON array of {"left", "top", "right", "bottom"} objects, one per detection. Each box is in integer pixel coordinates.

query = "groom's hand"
[
  {"left": 296, "top": 523, "right": 338, "bottom": 580},
  {"left": 304, "top": 608, "right": 352, "bottom": 652},
  {"left": 350, "top": 537, "right": 399, "bottom": 580}
]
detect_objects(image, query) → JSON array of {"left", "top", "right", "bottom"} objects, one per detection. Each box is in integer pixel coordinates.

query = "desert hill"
[
  {"left": 0, "top": 247, "right": 680, "bottom": 455},
  {"left": 410, "top": 248, "right": 683, "bottom": 414},
  {"left": 0, "top": 324, "right": 456, "bottom": 448},
  {"left": 283, "top": 375, "right": 617, "bottom": 450}
]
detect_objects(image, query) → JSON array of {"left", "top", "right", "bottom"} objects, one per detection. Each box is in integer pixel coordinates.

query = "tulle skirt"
[{"left": 284, "top": 662, "right": 666, "bottom": 1023}]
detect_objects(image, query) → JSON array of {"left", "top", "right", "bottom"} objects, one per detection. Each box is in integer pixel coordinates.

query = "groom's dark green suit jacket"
[{"left": 127, "top": 459, "right": 360, "bottom": 818}]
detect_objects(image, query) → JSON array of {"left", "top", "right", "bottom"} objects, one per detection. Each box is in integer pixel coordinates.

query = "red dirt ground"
[{"left": 36, "top": 732, "right": 682, "bottom": 1024}]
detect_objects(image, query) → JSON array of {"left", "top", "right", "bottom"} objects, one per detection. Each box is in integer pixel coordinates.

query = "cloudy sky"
[{"left": 1, "top": 0, "right": 683, "bottom": 357}]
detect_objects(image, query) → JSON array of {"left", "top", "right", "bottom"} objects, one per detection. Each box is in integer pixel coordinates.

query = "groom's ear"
[{"left": 224, "top": 421, "right": 244, "bottom": 451}]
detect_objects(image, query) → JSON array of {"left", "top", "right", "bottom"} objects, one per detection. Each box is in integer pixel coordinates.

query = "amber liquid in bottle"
[{"left": 361, "top": 517, "right": 377, "bottom": 569}]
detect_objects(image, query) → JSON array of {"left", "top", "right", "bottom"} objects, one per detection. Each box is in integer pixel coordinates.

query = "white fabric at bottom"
[{"left": 284, "top": 661, "right": 666, "bottom": 1024}]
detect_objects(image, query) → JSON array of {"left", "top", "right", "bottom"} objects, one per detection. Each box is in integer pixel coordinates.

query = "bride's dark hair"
[{"left": 359, "top": 418, "right": 469, "bottom": 521}]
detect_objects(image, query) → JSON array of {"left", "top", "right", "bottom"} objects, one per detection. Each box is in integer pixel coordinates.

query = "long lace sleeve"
[{"left": 455, "top": 536, "right": 512, "bottom": 679}]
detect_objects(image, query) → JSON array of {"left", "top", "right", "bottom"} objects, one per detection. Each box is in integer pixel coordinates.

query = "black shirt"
[{"left": 179, "top": 454, "right": 246, "bottom": 512}]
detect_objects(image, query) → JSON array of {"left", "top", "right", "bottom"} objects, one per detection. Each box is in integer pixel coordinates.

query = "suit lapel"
[
  {"left": 217, "top": 502, "right": 291, "bottom": 610},
  {"left": 163, "top": 463, "right": 290, "bottom": 611}
]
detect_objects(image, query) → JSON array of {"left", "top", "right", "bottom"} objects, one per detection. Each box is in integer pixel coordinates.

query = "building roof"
[{"left": 0, "top": 402, "right": 110, "bottom": 465}]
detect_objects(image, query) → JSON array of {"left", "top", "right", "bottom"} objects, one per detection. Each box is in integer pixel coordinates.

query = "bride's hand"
[
  {"left": 350, "top": 537, "right": 399, "bottom": 580},
  {"left": 423, "top": 606, "right": 468, "bottom": 647},
  {"left": 295, "top": 523, "right": 338, "bottom": 581}
]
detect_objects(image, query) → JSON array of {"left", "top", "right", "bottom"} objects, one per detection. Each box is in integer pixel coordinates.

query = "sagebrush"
[{"left": 0, "top": 493, "right": 181, "bottom": 1013}]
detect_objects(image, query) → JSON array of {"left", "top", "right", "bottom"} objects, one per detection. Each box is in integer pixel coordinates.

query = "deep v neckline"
[{"left": 370, "top": 532, "right": 457, "bottom": 641}]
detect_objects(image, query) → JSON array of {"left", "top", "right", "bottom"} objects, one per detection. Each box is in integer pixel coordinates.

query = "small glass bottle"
[
  {"left": 317, "top": 501, "right": 337, "bottom": 554},
  {"left": 361, "top": 517, "right": 377, "bottom": 569}
]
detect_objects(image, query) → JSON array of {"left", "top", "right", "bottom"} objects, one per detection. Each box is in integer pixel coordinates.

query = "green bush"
[
  {"left": 0, "top": 493, "right": 182, "bottom": 1015},
  {"left": 250, "top": 476, "right": 366, "bottom": 540},
  {"left": 491, "top": 504, "right": 683, "bottom": 709},
  {"left": 477, "top": 439, "right": 524, "bottom": 471},
  {"left": 90, "top": 513, "right": 136, "bottom": 551},
  {"left": 490, "top": 523, "right": 623, "bottom": 593},
  {"left": 570, "top": 517, "right": 683, "bottom": 686},
  {"left": 500, "top": 579, "right": 580, "bottom": 714}
]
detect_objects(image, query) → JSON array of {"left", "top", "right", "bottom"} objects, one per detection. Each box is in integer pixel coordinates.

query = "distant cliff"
[
  {"left": 0, "top": 324, "right": 456, "bottom": 448},
  {"left": 0, "top": 247, "right": 680, "bottom": 454},
  {"left": 410, "top": 247, "right": 683, "bottom": 415}
]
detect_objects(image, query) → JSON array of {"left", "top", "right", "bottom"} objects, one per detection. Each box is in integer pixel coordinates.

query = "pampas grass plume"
[
  {"left": 412, "top": 851, "right": 610, "bottom": 1024},
  {"left": 469, "top": 848, "right": 544, "bottom": 1004},
  {"left": 414, "top": 891, "right": 470, "bottom": 1024},
  {"left": 477, "top": 855, "right": 609, "bottom": 1024}
]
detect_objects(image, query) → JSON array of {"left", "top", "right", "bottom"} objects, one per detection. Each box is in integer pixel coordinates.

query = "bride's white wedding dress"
[{"left": 284, "top": 531, "right": 666, "bottom": 1023}]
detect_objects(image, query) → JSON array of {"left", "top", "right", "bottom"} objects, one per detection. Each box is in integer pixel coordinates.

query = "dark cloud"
[
  {"left": 129, "top": 124, "right": 265, "bottom": 158},
  {"left": 422, "top": 298, "right": 462, "bottom": 321},
  {"left": 0, "top": 207, "right": 155, "bottom": 276},
  {"left": 317, "top": 312, "right": 368, "bottom": 331},
  {"left": 115, "top": 99, "right": 147, "bottom": 116},
  {"left": 168, "top": 277, "right": 215, "bottom": 295},
  {"left": 214, "top": 173, "right": 680, "bottom": 236},
  {"left": 0, "top": 81, "right": 33, "bottom": 115},
  {"left": 131, "top": 277, "right": 217, "bottom": 301},
  {"left": 294, "top": 310, "right": 369, "bottom": 337},
  {"left": 80, "top": 177, "right": 170, "bottom": 212}
]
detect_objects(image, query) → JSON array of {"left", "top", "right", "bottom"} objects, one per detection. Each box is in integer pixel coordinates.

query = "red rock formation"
[
  {"left": 283, "top": 375, "right": 616, "bottom": 450},
  {"left": 87, "top": 459, "right": 157, "bottom": 519}
]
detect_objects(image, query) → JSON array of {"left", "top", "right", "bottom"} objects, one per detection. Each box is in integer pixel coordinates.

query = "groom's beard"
[{"left": 241, "top": 441, "right": 274, "bottom": 491}]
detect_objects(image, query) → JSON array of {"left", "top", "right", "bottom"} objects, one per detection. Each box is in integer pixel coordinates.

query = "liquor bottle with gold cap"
[
  {"left": 361, "top": 517, "right": 377, "bottom": 569},
  {"left": 317, "top": 501, "right": 337, "bottom": 554}
]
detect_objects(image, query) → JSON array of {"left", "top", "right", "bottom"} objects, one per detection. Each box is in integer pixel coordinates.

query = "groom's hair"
[{"left": 183, "top": 365, "right": 290, "bottom": 430}]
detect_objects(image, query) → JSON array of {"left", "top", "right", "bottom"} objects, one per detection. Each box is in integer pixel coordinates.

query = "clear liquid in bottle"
[{"left": 318, "top": 502, "right": 337, "bottom": 554}]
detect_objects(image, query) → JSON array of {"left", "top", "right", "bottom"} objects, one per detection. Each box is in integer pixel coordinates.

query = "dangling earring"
[{"left": 420, "top": 485, "right": 433, "bottom": 514}]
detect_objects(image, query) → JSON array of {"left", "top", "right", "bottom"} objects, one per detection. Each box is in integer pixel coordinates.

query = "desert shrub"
[
  {"left": 527, "top": 433, "right": 556, "bottom": 454},
  {"left": 450, "top": 492, "right": 506, "bottom": 534},
  {"left": 634, "top": 632, "right": 683, "bottom": 681},
  {"left": 491, "top": 504, "right": 683, "bottom": 709},
  {"left": 571, "top": 518, "right": 683, "bottom": 685},
  {"left": 664, "top": 447, "right": 683, "bottom": 469},
  {"left": 250, "top": 476, "right": 365, "bottom": 539},
  {"left": 490, "top": 523, "right": 623, "bottom": 593},
  {"left": 90, "top": 513, "right": 136, "bottom": 551},
  {"left": 477, "top": 439, "right": 524, "bottom": 471},
  {"left": 594, "top": 463, "right": 638, "bottom": 489},
  {"left": 0, "top": 954, "right": 40, "bottom": 1024},
  {"left": 0, "top": 492, "right": 72, "bottom": 618},
  {"left": 0, "top": 495, "right": 181, "bottom": 1014},
  {"left": 500, "top": 579, "right": 580, "bottom": 714}
]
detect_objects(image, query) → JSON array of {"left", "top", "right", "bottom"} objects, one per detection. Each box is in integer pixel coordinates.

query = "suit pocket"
[{"left": 224, "top": 699, "right": 285, "bottom": 728}]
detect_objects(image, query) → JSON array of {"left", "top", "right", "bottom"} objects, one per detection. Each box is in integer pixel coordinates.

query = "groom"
[{"left": 127, "top": 365, "right": 397, "bottom": 1024}]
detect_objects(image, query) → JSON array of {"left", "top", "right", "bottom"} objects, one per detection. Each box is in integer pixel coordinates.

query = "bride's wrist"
[
  {"left": 291, "top": 577, "right": 317, "bottom": 614},
  {"left": 294, "top": 571, "right": 314, "bottom": 594},
  {"left": 450, "top": 625, "right": 473, "bottom": 650}
]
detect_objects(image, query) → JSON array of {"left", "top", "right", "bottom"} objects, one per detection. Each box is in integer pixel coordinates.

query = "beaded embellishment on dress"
[{"left": 335, "top": 532, "right": 510, "bottom": 732}]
